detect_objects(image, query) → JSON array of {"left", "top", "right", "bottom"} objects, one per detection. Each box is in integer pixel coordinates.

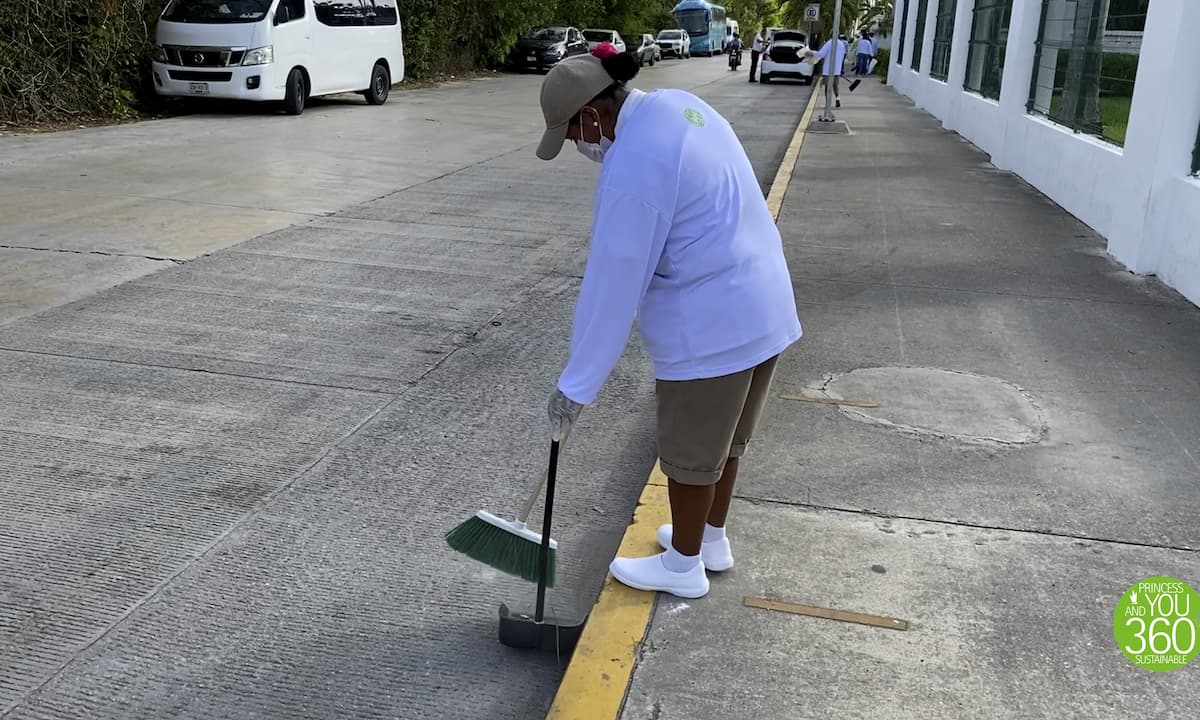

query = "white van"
[
  {"left": 725, "top": 19, "right": 739, "bottom": 51},
  {"left": 152, "top": 0, "right": 405, "bottom": 115}
]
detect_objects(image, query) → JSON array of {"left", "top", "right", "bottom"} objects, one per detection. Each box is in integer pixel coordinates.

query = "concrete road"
[
  {"left": 0, "top": 58, "right": 786, "bottom": 326},
  {"left": 0, "top": 57, "right": 812, "bottom": 718}
]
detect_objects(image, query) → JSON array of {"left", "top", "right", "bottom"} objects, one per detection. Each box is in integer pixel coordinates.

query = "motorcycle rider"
[{"left": 727, "top": 32, "right": 742, "bottom": 70}]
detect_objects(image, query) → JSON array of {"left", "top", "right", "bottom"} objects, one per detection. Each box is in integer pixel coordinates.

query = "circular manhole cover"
[{"left": 816, "top": 367, "right": 1046, "bottom": 445}]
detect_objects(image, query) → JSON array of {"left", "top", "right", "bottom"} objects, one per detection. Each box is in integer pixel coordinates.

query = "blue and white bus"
[{"left": 671, "top": 0, "right": 726, "bottom": 56}]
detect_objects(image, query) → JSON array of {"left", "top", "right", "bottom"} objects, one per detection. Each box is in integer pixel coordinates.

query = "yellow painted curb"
[
  {"left": 544, "top": 88, "right": 819, "bottom": 720},
  {"left": 545, "top": 482, "right": 669, "bottom": 720},
  {"left": 767, "top": 88, "right": 821, "bottom": 222}
]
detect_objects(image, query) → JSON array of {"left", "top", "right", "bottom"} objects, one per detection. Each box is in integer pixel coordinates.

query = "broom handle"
[{"left": 517, "top": 424, "right": 571, "bottom": 524}]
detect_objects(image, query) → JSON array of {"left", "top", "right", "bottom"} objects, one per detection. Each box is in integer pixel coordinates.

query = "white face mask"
[
  {"left": 575, "top": 108, "right": 612, "bottom": 163},
  {"left": 575, "top": 137, "right": 611, "bottom": 163}
]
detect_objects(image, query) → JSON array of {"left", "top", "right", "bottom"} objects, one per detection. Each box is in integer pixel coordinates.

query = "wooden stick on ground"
[
  {"left": 743, "top": 596, "right": 909, "bottom": 631},
  {"left": 779, "top": 393, "right": 880, "bottom": 409}
]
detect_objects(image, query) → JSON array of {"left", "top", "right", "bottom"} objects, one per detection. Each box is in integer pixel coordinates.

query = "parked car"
[
  {"left": 656, "top": 29, "right": 691, "bottom": 59},
  {"left": 582, "top": 29, "right": 627, "bottom": 53},
  {"left": 759, "top": 29, "right": 814, "bottom": 84},
  {"left": 508, "top": 25, "right": 590, "bottom": 71},
  {"left": 630, "top": 34, "right": 660, "bottom": 66}
]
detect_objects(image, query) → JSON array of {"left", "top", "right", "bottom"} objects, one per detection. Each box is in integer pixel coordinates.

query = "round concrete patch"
[{"left": 816, "top": 367, "right": 1046, "bottom": 445}]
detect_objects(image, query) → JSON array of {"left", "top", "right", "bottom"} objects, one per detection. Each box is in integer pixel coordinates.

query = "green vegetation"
[{"left": 1047, "top": 94, "right": 1133, "bottom": 146}]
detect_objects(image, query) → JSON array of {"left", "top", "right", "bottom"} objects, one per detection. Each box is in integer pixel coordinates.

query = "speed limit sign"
[{"left": 804, "top": 3, "right": 820, "bottom": 22}]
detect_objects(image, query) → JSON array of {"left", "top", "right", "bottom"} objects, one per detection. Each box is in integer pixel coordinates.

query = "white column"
[
  {"left": 941, "top": 0, "right": 975, "bottom": 130},
  {"left": 920, "top": 0, "right": 940, "bottom": 75},
  {"left": 1108, "top": 0, "right": 1200, "bottom": 271},
  {"left": 890, "top": 0, "right": 907, "bottom": 56},
  {"left": 903, "top": 0, "right": 921, "bottom": 75},
  {"left": 946, "top": 0, "right": 975, "bottom": 89},
  {"left": 993, "top": 0, "right": 1045, "bottom": 169}
]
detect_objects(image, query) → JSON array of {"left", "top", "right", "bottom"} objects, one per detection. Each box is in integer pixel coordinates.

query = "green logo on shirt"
[{"left": 683, "top": 108, "right": 705, "bottom": 127}]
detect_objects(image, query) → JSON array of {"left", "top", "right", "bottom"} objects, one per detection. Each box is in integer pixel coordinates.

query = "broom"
[{"left": 445, "top": 428, "right": 570, "bottom": 586}]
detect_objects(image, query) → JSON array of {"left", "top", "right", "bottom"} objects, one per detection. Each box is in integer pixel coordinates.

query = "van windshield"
[
  {"left": 658, "top": 31, "right": 681, "bottom": 39},
  {"left": 162, "top": 0, "right": 272, "bottom": 23},
  {"left": 583, "top": 31, "right": 613, "bottom": 42}
]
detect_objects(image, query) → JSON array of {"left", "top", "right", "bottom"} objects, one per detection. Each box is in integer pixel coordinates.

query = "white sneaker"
[
  {"left": 609, "top": 553, "right": 710, "bottom": 599},
  {"left": 656, "top": 524, "right": 734, "bottom": 572}
]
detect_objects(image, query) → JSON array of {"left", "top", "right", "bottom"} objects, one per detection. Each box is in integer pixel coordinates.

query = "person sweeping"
[{"left": 536, "top": 46, "right": 803, "bottom": 599}]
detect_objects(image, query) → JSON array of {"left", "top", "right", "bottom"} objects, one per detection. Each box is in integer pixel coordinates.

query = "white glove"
[{"left": 547, "top": 388, "right": 583, "bottom": 442}]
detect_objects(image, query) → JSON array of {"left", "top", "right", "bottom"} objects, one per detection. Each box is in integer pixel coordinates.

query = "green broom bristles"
[{"left": 445, "top": 511, "right": 557, "bottom": 587}]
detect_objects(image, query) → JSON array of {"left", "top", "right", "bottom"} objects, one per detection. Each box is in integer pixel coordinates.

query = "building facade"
[{"left": 887, "top": 0, "right": 1200, "bottom": 306}]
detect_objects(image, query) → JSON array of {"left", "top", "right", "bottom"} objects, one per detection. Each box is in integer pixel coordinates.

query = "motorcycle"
[{"left": 728, "top": 46, "right": 742, "bottom": 71}]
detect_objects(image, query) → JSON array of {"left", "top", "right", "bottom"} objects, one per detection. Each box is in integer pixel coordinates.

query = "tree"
[
  {"left": 869, "top": 0, "right": 894, "bottom": 37},
  {"left": 776, "top": 0, "right": 865, "bottom": 37},
  {"left": 724, "top": 0, "right": 778, "bottom": 36}
]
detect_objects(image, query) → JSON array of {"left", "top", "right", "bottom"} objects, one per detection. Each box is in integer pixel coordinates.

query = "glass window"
[
  {"left": 370, "top": 0, "right": 398, "bottom": 26},
  {"left": 931, "top": 0, "right": 959, "bottom": 81},
  {"left": 316, "top": 0, "right": 364, "bottom": 26},
  {"left": 1027, "top": 0, "right": 1148, "bottom": 147},
  {"left": 898, "top": 0, "right": 911, "bottom": 65},
  {"left": 964, "top": 0, "right": 1014, "bottom": 99},
  {"left": 911, "top": 0, "right": 930, "bottom": 70},
  {"left": 276, "top": 0, "right": 305, "bottom": 22}
]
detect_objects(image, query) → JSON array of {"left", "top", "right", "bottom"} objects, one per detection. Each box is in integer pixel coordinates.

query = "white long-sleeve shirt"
[
  {"left": 810, "top": 38, "right": 849, "bottom": 75},
  {"left": 557, "top": 88, "right": 802, "bottom": 405}
]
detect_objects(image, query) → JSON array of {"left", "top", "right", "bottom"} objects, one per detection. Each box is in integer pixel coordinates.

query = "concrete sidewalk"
[{"left": 593, "top": 81, "right": 1200, "bottom": 717}]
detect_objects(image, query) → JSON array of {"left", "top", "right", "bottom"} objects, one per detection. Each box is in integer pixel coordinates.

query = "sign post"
[{"left": 805, "top": 3, "right": 819, "bottom": 69}]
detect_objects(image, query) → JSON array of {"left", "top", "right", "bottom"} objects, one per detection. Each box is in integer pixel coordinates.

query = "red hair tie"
[{"left": 592, "top": 42, "right": 619, "bottom": 59}]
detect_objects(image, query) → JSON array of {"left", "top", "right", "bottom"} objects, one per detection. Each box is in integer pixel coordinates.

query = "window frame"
[
  {"left": 911, "top": 0, "right": 930, "bottom": 71},
  {"left": 898, "top": 0, "right": 911, "bottom": 66},
  {"left": 930, "top": 0, "right": 958, "bottom": 81},
  {"left": 1025, "top": 0, "right": 1146, "bottom": 147},
  {"left": 963, "top": 0, "right": 1014, "bottom": 100}
]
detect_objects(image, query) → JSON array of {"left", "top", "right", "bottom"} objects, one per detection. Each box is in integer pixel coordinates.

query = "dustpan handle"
[{"left": 535, "top": 438, "right": 560, "bottom": 623}]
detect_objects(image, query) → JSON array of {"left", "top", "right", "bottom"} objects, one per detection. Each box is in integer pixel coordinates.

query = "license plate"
[
  {"left": 188, "top": 82, "right": 209, "bottom": 95},
  {"left": 527, "top": 55, "right": 536, "bottom": 61}
]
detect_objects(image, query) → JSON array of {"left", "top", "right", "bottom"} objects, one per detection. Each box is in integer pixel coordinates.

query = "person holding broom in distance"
[{"left": 537, "top": 44, "right": 802, "bottom": 599}]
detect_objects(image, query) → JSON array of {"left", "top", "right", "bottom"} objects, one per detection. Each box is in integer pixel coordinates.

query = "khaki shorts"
[{"left": 656, "top": 355, "right": 780, "bottom": 486}]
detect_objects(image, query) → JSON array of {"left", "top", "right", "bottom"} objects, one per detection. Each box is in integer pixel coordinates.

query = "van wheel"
[
  {"left": 284, "top": 68, "right": 306, "bottom": 115},
  {"left": 761, "top": 73, "right": 771, "bottom": 84},
  {"left": 366, "top": 63, "right": 390, "bottom": 105}
]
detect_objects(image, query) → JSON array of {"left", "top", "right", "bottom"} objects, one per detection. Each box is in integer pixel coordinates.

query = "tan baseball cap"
[{"left": 536, "top": 55, "right": 615, "bottom": 161}]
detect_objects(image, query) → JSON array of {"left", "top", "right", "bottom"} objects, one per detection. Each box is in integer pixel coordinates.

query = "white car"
[
  {"left": 656, "top": 29, "right": 691, "bottom": 58},
  {"left": 582, "top": 29, "right": 626, "bottom": 53},
  {"left": 759, "top": 29, "right": 814, "bottom": 85}
]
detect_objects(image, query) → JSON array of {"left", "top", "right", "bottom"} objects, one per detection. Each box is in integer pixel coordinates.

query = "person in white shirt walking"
[
  {"left": 809, "top": 34, "right": 850, "bottom": 107},
  {"left": 535, "top": 49, "right": 803, "bottom": 599},
  {"left": 854, "top": 30, "right": 874, "bottom": 76}
]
